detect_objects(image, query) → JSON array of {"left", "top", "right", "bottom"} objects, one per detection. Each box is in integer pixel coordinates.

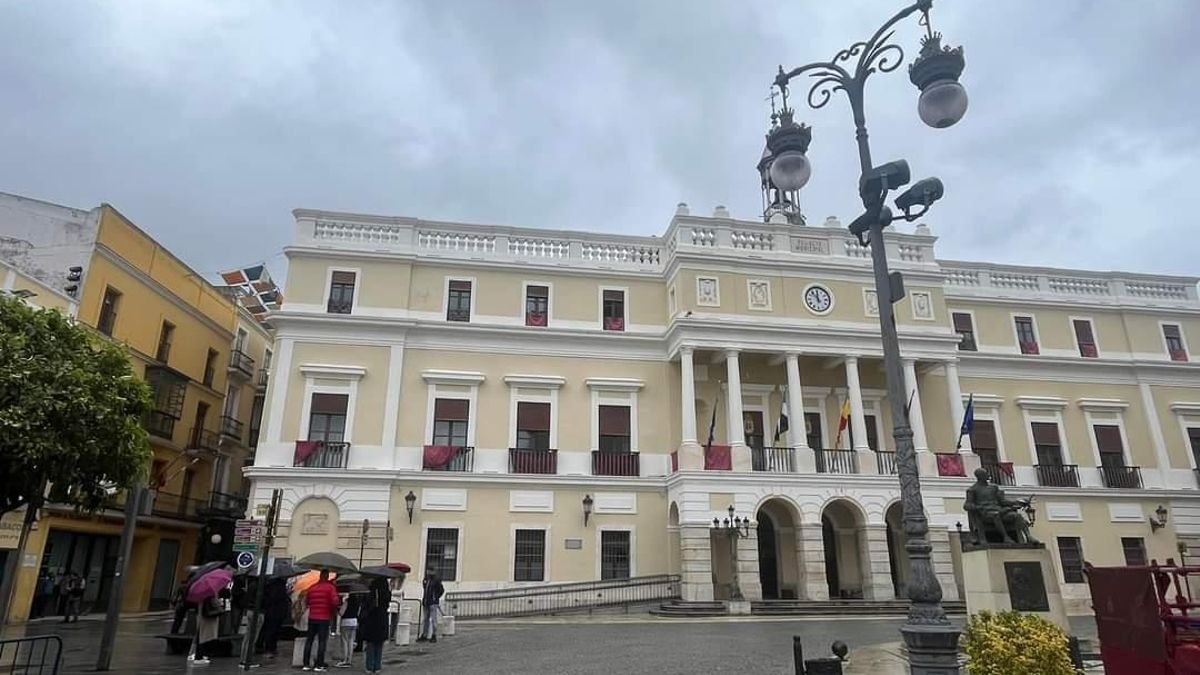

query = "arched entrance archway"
[
  {"left": 885, "top": 502, "right": 910, "bottom": 598},
  {"left": 821, "top": 499, "right": 869, "bottom": 599},
  {"left": 755, "top": 498, "right": 801, "bottom": 600}
]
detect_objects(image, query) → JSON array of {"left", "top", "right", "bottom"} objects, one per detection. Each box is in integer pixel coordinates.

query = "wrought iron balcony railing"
[
  {"left": 187, "top": 427, "right": 220, "bottom": 453},
  {"left": 219, "top": 415, "right": 243, "bottom": 442},
  {"left": 751, "top": 446, "right": 795, "bottom": 473},
  {"left": 1035, "top": 464, "right": 1079, "bottom": 488},
  {"left": 1099, "top": 464, "right": 1142, "bottom": 489},
  {"left": 815, "top": 449, "right": 858, "bottom": 474},
  {"left": 592, "top": 451, "right": 639, "bottom": 477},
  {"left": 508, "top": 448, "right": 558, "bottom": 474}
]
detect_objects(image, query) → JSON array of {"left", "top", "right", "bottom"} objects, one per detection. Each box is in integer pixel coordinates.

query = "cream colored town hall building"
[{"left": 247, "top": 204, "right": 1200, "bottom": 614}]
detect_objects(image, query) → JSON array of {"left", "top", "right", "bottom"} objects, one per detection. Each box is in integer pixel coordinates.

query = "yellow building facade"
[
  {"left": 249, "top": 206, "right": 1200, "bottom": 616},
  {"left": 0, "top": 194, "right": 270, "bottom": 622}
]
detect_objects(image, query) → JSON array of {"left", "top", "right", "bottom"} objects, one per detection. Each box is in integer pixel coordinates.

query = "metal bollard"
[
  {"left": 804, "top": 658, "right": 843, "bottom": 675},
  {"left": 793, "top": 636, "right": 805, "bottom": 675},
  {"left": 1068, "top": 635, "right": 1084, "bottom": 670}
]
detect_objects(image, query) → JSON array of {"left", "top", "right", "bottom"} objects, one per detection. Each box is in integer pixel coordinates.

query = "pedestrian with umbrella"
[
  {"left": 255, "top": 575, "right": 291, "bottom": 658},
  {"left": 360, "top": 576, "right": 392, "bottom": 674},
  {"left": 334, "top": 579, "right": 366, "bottom": 668},
  {"left": 186, "top": 563, "right": 234, "bottom": 665}
]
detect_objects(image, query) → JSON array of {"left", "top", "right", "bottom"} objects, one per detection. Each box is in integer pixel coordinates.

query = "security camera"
[
  {"left": 894, "top": 177, "right": 944, "bottom": 216},
  {"left": 847, "top": 205, "right": 894, "bottom": 245},
  {"left": 859, "top": 160, "right": 911, "bottom": 200}
]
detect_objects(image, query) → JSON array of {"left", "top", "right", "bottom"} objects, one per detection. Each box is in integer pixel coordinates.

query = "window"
[
  {"left": 743, "top": 412, "right": 765, "bottom": 450},
  {"left": 513, "top": 529, "right": 546, "bottom": 582},
  {"left": 1031, "top": 422, "right": 1062, "bottom": 465},
  {"left": 97, "top": 287, "right": 121, "bottom": 336},
  {"left": 308, "top": 393, "right": 348, "bottom": 443},
  {"left": 1121, "top": 537, "right": 1147, "bottom": 566},
  {"left": 1188, "top": 427, "right": 1200, "bottom": 469},
  {"left": 516, "top": 401, "right": 550, "bottom": 451},
  {"left": 1165, "top": 324, "right": 1188, "bottom": 362},
  {"left": 804, "top": 412, "right": 822, "bottom": 450},
  {"left": 602, "top": 290, "right": 625, "bottom": 332},
  {"left": 447, "top": 280, "right": 472, "bottom": 322},
  {"left": 970, "top": 419, "right": 999, "bottom": 465},
  {"left": 155, "top": 321, "right": 174, "bottom": 363},
  {"left": 525, "top": 285, "right": 549, "bottom": 327},
  {"left": 1073, "top": 319, "right": 1097, "bottom": 358},
  {"left": 425, "top": 528, "right": 459, "bottom": 581},
  {"left": 433, "top": 398, "right": 469, "bottom": 447},
  {"left": 952, "top": 312, "right": 976, "bottom": 351},
  {"left": 849, "top": 414, "right": 879, "bottom": 450},
  {"left": 327, "top": 271, "right": 356, "bottom": 314},
  {"left": 598, "top": 405, "right": 631, "bottom": 453},
  {"left": 1057, "top": 537, "right": 1084, "bottom": 583},
  {"left": 1014, "top": 316, "right": 1038, "bottom": 355},
  {"left": 248, "top": 394, "right": 265, "bottom": 448},
  {"left": 601, "top": 531, "right": 631, "bottom": 580},
  {"left": 1093, "top": 424, "right": 1126, "bottom": 468},
  {"left": 203, "top": 349, "right": 218, "bottom": 386},
  {"left": 234, "top": 328, "right": 248, "bottom": 352}
]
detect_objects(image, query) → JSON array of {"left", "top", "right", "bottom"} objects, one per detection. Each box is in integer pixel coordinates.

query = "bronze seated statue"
[{"left": 963, "top": 468, "right": 1040, "bottom": 548}]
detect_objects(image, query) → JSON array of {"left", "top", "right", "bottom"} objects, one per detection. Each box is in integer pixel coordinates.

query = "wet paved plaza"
[{"left": 0, "top": 612, "right": 1098, "bottom": 674}]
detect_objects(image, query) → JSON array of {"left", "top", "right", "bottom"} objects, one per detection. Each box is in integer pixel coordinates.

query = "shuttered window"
[
  {"left": 516, "top": 402, "right": 551, "bottom": 451},
  {"left": 425, "top": 528, "right": 459, "bottom": 581},
  {"left": 1165, "top": 324, "right": 1188, "bottom": 361},
  {"left": 447, "top": 280, "right": 472, "bottom": 322},
  {"left": 308, "top": 393, "right": 348, "bottom": 443},
  {"left": 602, "top": 290, "right": 625, "bottom": 331},
  {"left": 328, "top": 271, "right": 356, "bottom": 314},
  {"left": 600, "top": 531, "right": 631, "bottom": 580},
  {"left": 598, "top": 405, "right": 631, "bottom": 453},
  {"left": 1093, "top": 425, "right": 1125, "bottom": 467},
  {"left": 1122, "top": 537, "right": 1147, "bottom": 566},
  {"left": 433, "top": 398, "right": 469, "bottom": 446},
  {"left": 1015, "top": 317, "right": 1038, "bottom": 354},
  {"left": 525, "top": 285, "right": 549, "bottom": 327},
  {"left": 1073, "top": 319, "right": 1097, "bottom": 357},
  {"left": 1057, "top": 537, "right": 1085, "bottom": 583},
  {"left": 952, "top": 312, "right": 976, "bottom": 351},
  {"left": 1031, "top": 422, "right": 1062, "bottom": 465}
]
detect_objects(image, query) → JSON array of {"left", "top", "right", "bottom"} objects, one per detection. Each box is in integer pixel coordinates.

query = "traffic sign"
[
  {"left": 236, "top": 551, "right": 256, "bottom": 569},
  {"left": 232, "top": 543, "right": 258, "bottom": 553}
]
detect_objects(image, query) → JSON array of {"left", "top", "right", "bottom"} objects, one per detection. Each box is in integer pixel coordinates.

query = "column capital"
[
  {"left": 843, "top": 354, "right": 860, "bottom": 365},
  {"left": 901, "top": 356, "right": 918, "bottom": 366},
  {"left": 679, "top": 345, "right": 695, "bottom": 357},
  {"left": 724, "top": 348, "right": 740, "bottom": 359},
  {"left": 784, "top": 350, "right": 802, "bottom": 359}
]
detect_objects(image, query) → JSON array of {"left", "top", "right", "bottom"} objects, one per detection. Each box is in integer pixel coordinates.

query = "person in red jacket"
[{"left": 302, "top": 570, "right": 341, "bottom": 672}]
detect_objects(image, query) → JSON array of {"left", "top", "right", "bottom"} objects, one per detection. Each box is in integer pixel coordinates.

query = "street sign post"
[
  {"left": 240, "top": 491, "right": 282, "bottom": 671},
  {"left": 236, "top": 551, "right": 256, "bottom": 569}
]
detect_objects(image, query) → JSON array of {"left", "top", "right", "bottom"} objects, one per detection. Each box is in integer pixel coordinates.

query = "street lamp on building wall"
[
  {"left": 712, "top": 505, "right": 752, "bottom": 601},
  {"left": 765, "top": 2, "right": 967, "bottom": 672}
]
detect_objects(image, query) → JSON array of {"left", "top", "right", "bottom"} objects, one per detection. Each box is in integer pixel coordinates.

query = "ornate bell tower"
[{"left": 758, "top": 88, "right": 812, "bottom": 226}]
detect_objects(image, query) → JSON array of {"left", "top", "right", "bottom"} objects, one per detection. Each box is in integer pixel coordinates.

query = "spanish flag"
[{"left": 835, "top": 398, "right": 851, "bottom": 448}]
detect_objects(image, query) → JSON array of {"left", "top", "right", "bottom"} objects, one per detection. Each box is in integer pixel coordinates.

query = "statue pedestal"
[{"left": 961, "top": 544, "right": 1069, "bottom": 632}]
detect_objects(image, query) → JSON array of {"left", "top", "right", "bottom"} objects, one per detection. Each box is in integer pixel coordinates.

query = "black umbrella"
[
  {"left": 295, "top": 552, "right": 358, "bottom": 574},
  {"left": 336, "top": 579, "right": 370, "bottom": 594},
  {"left": 359, "top": 565, "right": 405, "bottom": 579}
]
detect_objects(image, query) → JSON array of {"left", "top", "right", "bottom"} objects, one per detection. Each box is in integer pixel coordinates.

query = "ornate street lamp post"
[
  {"left": 711, "top": 505, "right": 752, "bottom": 601},
  {"left": 766, "top": 2, "right": 968, "bottom": 672}
]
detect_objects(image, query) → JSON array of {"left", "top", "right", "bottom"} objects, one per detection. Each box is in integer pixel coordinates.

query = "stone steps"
[
  {"left": 751, "top": 599, "right": 967, "bottom": 616},
  {"left": 649, "top": 601, "right": 729, "bottom": 617}
]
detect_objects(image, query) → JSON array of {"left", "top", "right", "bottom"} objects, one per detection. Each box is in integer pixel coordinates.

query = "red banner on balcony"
[
  {"left": 525, "top": 312, "right": 547, "bottom": 327},
  {"left": 603, "top": 317, "right": 625, "bottom": 332},
  {"left": 424, "top": 445, "right": 459, "bottom": 469},
  {"left": 294, "top": 440, "right": 321, "bottom": 465},
  {"left": 705, "top": 445, "right": 731, "bottom": 471},
  {"left": 935, "top": 453, "right": 966, "bottom": 477},
  {"left": 998, "top": 461, "right": 1014, "bottom": 478}
]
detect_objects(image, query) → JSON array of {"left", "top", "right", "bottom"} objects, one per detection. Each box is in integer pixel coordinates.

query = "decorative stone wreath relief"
[
  {"left": 863, "top": 288, "right": 879, "bottom": 317},
  {"left": 301, "top": 513, "right": 330, "bottom": 535},
  {"left": 911, "top": 290, "right": 934, "bottom": 320},
  {"left": 748, "top": 280, "right": 772, "bottom": 310},
  {"left": 696, "top": 276, "right": 720, "bottom": 307}
]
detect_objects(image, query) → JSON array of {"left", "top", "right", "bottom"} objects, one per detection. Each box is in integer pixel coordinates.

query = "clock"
[{"left": 803, "top": 284, "right": 833, "bottom": 315}]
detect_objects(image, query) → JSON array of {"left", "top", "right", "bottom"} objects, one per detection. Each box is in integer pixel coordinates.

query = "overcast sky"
[{"left": 1, "top": 1, "right": 1197, "bottom": 281}]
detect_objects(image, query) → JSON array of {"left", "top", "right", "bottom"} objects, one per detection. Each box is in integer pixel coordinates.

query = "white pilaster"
[
  {"left": 785, "top": 353, "right": 814, "bottom": 473},
  {"left": 380, "top": 344, "right": 405, "bottom": 457},
  {"left": 902, "top": 358, "right": 929, "bottom": 453},
  {"left": 944, "top": 360, "right": 971, "bottom": 453},
  {"left": 725, "top": 350, "right": 751, "bottom": 471},
  {"left": 844, "top": 357, "right": 870, "bottom": 452},
  {"left": 680, "top": 348, "right": 698, "bottom": 445}
]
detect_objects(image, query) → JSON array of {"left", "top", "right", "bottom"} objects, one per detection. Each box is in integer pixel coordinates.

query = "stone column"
[
  {"left": 902, "top": 358, "right": 929, "bottom": 452},
  {"left": 797, "top": 522, "right": 829, "bottom": 601},
  {"left": 844, "top": 357, "right": 874, "bottom": 474},
  {"left": 862, "top": 524, "right": 897, "bottom": 600},
  {"left": 785, "top": 352, "right": 815, "bottom": 473},
  {"left": 725, "top": 350, "right": 751, "bottom": 471},
  {"left": 677, "top": 347, "right": 703, "bottom": 470},
  {"left": 945, "top": 359, "right": 981, "bottom": 474},
  {"left": 928, "top": 527, "right": 960, "bottom": 602},
  {"left": 679, "top": 526, "right": 715, "bottom": 601}
]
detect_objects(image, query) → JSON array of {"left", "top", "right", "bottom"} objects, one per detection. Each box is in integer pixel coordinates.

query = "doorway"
[
  {"left": 885, "top": 502, "right": 911, "bottom": 599},
  {"left": 149, "top": 539, "right": 181, "bottom": 610},
  {"left": 821, "top": 500, "right": 867, "bottom": 599},
  {"left": 755, "top": 498, "right": 802, "bottom": 600},
  {"left": 38, "top": 530, "right": 121, "bottom": 616},
  {"left": 757, "top": 513, "right": 778, "bottom": 599}
]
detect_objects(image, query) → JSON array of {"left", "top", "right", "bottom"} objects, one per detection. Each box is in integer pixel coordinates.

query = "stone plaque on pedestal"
[{"left": 962, "top": 546, "right": 1069, "bottom": 632}]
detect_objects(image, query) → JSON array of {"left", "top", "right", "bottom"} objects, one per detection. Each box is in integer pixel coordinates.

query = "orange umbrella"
[{"left": 290, "top": 570, "right": 336, "bottom": 596}]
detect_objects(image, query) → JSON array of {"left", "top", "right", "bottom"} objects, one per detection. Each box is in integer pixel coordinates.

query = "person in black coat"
[
  {"left": 255, "top": 578, "right": 290, "bottom": 657},
  {"left": 359, "top": 578, "right": 391, "bottom": 674}
]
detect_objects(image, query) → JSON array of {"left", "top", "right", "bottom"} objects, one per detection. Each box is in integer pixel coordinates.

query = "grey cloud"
[{"left": 0, "top": 0, "right": 1195, "bottom": 278}]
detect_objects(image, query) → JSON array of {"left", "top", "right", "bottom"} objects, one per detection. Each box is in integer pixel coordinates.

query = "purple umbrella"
[{"left": 187, "top": 567, "right": 233, "bottom": 604}]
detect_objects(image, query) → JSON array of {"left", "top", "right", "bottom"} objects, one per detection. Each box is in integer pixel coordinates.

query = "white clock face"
[{"left": 804, "top": 285, "right": 833, "bottom": 314}]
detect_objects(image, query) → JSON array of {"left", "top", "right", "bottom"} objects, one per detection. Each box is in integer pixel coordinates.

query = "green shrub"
[{"left": 962, "top": 611, "right": 1078, "bottom": 675}]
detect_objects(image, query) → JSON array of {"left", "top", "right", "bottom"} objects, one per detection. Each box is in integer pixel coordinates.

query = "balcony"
[
  {"left": 1099, "top": 464, "right": 1143, "bottom": 489},
  {"left": 219, "top": 415, "right": 243, "bottom": 442},
  {"left": 203, "top": 491, "right": 248, "bottom": 518},
  {"left": 228, "top": 349, "right": 255, "bottom": 379},
  {"left": 144, "top": 410, "right": 177, "bottom": 440},
  {"left": 187, "top": 427, "right": 220, "bottom": 453},
  {"left": 295, "top": 440, "right": 350, "bottom": 468},
  {"left": 980, "top": 461, "right": 1016, "bottom": 487},
  {"left": 592, "top": 451, "right": 639, "bottom": 477},
  {"left": 423, "top": 445, "right": 474, "bottom": 472},
  {"left": 144, "top": 490, "right": 205, "bottom": 522},
  {"left": 875, "top": 451, "right": 898, "bottom": 475},
  {"left": 508, "top": 448, "right": 558, "bottom": 474},
  {"left": 256, "top": 368, "right": 269, "bottom": 390},
  {"left": 815, "top": 449, "right": 858, "bottom": 474},
  {"left": 1035, "top": 464, "right": 1079, "bottom": 488},
  {"left": 751, "top": 447, "right": 794, "bottom": 473}
]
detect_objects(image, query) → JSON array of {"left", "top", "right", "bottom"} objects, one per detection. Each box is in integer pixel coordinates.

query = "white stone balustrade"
[{"left": 943, "top": 261, "right": 1199, "bottom": 305}]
